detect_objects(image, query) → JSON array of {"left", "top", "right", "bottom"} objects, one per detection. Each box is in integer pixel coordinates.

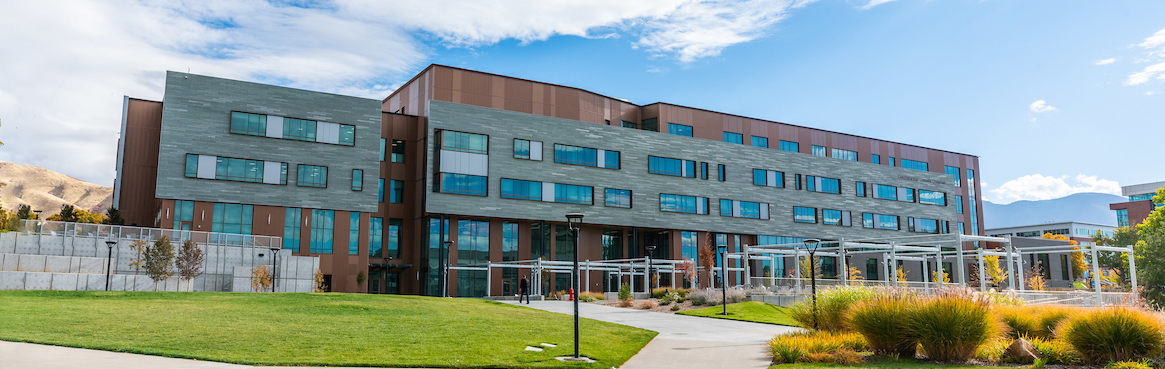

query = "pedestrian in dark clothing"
[{"left": 519, "top": 276, "right": 531, "bottom": 304}]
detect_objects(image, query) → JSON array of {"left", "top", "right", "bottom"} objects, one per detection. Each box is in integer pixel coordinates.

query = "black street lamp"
[
  {"left": 717, "top": 244, "right": 728, "bottom": 316},
  {"left": 565, "top": 212, "right": 585, "bottom": 360},
  {"left": 645, "top": 245, "right": 656, "bottom": 290},
  {"left": 442, "top": 240, "right": 453, "bottom": 298},
  {"left": 803, "top": 238, "right": 821, "bottom": 330},
  {"left": 270, "top": 247, "right": 281, "bottom": 293},
  {"left": 105, "top": 240, "right": 116, "bottom": 291}
]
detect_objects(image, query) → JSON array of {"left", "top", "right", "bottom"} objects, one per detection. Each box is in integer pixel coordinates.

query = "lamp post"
[
  {"left": 565, "top": 212, "right": 585, "bottom": 360},
  {"left": 717, "top": 244, "right": 727, "bottom": 316},
  {"left": 803, "top": 239, "right": 821, "bottom": 330},
  {"left": 645, "top": 245, "right": 656, "bottom": 291},
  {"left": 442, "top": 240, "right": 453, "bottom": 298},
  {"left": 270, "top": 247, "right": 280, "bottom": 293},
  {"left": 105, "top": 240, "right": 116, "bottom": 291}
]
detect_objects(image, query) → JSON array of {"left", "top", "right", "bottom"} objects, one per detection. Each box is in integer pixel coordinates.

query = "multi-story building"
[
  {"left": 113, "top": 65, "right": 985, "bottom": 295},
  {"left": 1110, "top": 181, "right": 1165, "bottom": 228},
  {"left": 985, "top": 221, "right": 1115, "bottom": 246}
]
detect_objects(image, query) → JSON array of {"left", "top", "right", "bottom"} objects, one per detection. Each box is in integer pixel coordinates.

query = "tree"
[
  {"left": 792, "top": 255, "right": 823, "bottom": 279},
  {"left": 143, "top": 236, "right": 175, "bottom": 290},
  {"left": 697, "top": 232, "right": 715, "bottom": 286},
  {"left": 1093, "top": 228, "right": 1137, "bottom": 281},
  {"left": 16, "top": 205, "right": 33, "bottom": 220},
  {"left": 54, "top": 204, "right": 78, "bottom": 223},
  {"left": 251, "top": 266, "right": 273, "bottom": 292},
  {"left": 982, "top": 254, "right": 1008, "bottom": 287},
  {"left": 313, "top": 269, "right": 327, "bottom": 292},
  {"left": 1026, "top": 261, "right": 1047, "bottom": 290},
  {"left": 105, "top": 208, "right": 124, "bottom": 225},
  {"left": 175, "top": 239, "right": 204, "bottom": 290},
  {"left": 127, "top": 240, "right": 148, "bottom": 274},
  {"left": 678, "top": 258, "right": 697, "bottom": 288},
  {"left": 356, "top": 271, "right": 366, "bottom": 287},
  {"left": 1134, "top": 188, "right": 1165, "bottom": 305}
]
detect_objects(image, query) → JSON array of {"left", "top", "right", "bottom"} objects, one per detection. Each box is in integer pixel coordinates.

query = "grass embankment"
[
  {"left": 0, "top": 291, "right": 655, "bottom": 368},
  {"left": 677, "top": 301, "right": 799, "bottom": 326},
  {"left": 770, "top": 357, "right": 1010, "bottom": 368}
]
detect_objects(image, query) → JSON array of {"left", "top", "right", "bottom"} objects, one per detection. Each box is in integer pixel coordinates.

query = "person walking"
[{"left": 519, "top": 276, "right": 531, "bottom": 304}]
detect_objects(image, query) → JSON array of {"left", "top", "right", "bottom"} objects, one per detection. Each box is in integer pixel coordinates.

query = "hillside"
[
  {"left": 0, "top": 161, "right": 112, "bottom": 214},
  {"left": 982, "top": 192, "right": 1124, "bottom": 229}
]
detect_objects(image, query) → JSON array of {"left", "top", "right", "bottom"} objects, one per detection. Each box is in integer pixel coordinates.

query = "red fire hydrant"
[{"left": 568, "top": 288, "right": 575, "bottom": 301}]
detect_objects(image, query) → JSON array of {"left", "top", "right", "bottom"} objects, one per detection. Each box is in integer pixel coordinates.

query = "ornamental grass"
[
  {"left": 789, "top": 286, "right": 877, "bottom": 332},
  {"left": 909, "top": 293, "right": 1001, "bottom": 362},
  {"left": 1060, "top": 307, "right": 1163, "bottom": 364},
  {"left": 847, "top": 295, "right": 919, "bottom": 357}
]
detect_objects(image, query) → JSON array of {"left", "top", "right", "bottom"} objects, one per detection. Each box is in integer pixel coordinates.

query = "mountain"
[
  {"left": 0, "top": 161, "right": 112, "bottom": 214},
  {"left": 982, "top": 192, "right": 1125, "bottom": 229}
]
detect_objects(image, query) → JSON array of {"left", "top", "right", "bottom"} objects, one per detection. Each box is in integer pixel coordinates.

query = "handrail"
[{"left": 18, "top": 219, "right": 282, "bottom": 249}]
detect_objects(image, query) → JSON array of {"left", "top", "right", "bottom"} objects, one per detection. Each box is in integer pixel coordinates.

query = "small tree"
[
  {"left": 982, "top": 254, "right": 1008, "bottom": 287},
  {"left": 931, "top": 269, "right": 951, "bottom": 283},
  {"left": 251, "top": 266, "right": 273, "bottom": 292},
  {"left": 105, "top": 208, "right": 125, "bottom": 225},
  {"left": 175, "top": 239, "right": 204, "bottom": 291},
  {"left": 16, "top": 205, "right": 34, "bottom": 220},
  {"left": 52, "top": 204, "right": 78, "bottom": 223},
  {"left": 314, "top": 268, "right": 327, "bottom": 292},
  {"left": 697, "top": 232, "right": 715, "bottom": 285},
  {"left": 143, "top": 236, "right": 176, "bottom": 290},
  {"left": 895, "top": 267, "right": 909, "bottom": 287},
  {"left": 678, "top": 258, "right": 697, "bottom": 288},
  {"left": 127, "top": 240, "right": 148, "bottom": 274},
  {"left": 1026, "top": 261, "right": 1047, "bottom": 291},
  {"left": 356, "top": 270, "right": 367, "bottom": 287}
]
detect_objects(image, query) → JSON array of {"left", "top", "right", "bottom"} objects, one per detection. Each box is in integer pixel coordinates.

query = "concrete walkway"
[
  {"left": 0, "top": 341, "right": 398, "bottom": 369},
  {"left": 502, "top": 301, "right": 800, "bottom": 369}
]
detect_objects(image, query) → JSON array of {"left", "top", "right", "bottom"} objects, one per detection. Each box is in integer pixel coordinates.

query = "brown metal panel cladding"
[
  {"left": 857, "top": 137, "right": 873, "bottom": 163},
  {"left": 252, "top": 205, "right": 285, "bottom": 237},
  {"left": 192, "top": 201, "right": 215, "bottom": 232},
  {"left": 504, "top": 78, "right": 534, "bottom": 114},
  {"left": 119, "top": 98, "right": 163, "bottom": 227},
  {"left": 750, "top": 119, "right": 769, "bottom": 140},
  {"left": 488, "top": 220, "right": 504, "bottom": 295},
  {"left": 158, "top": 199, "right": 175, "bottom": 228}
]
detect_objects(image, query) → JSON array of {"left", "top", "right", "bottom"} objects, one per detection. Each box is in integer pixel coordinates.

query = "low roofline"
[{"left": 985, "top": 221, "right": 1117, "bottom": 231}]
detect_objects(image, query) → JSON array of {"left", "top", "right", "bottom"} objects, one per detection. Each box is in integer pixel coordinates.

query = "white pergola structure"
[
  {"left": 448, "top": 257, "right": 698, "bottom": 297},
  {"left": 728, "top": 233, "right": 1137, "bottom": 306}
]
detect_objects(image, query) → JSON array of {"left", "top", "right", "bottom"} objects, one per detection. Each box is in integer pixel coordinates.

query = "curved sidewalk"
[{"left": 502, "top": 301, "right": 800, "bottom": 368}]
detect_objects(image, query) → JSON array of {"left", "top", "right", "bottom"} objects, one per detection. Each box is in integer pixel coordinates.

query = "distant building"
[
  {"left": 986, "top": 221, "right": 1115, "bottom": 245},
  {"left": 1110, "top": 181, "right": 1165, "bottom": 228}
]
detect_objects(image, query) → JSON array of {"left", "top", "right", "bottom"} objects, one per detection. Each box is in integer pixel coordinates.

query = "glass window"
[
  {"left": 338, "top": 125, "right": 355, "bottom": 146},
  {"left": 230, "top": 112, "right": 267, "bottom": 136},
  {"left": 720, "top": 200, "right": 765, "bottom": 219},
  {"left": 387, "top": 219, "right": 401, "bottom": 259},
  {"left": 379, "top": 138, "right": 386, "bottom": 161},
  {"left": 621, "top": 120, "right": 637, "bottom": 129},
  {"left": 351, "top": 169, "right": 363, "bottom": 191},
  {"left": 605, "top": 188, "right": 632, "bottom": 208},
  {"left": 738, "top": 201, "right": 762, "bottom": 219},
  {"left": 751, "top": 136, "right": 769, "bottom": 148},
  {"left": 391, "top": 140, "right": 405, "bottom": 163},
  {"left": 871, "top": 154, "right": 881, "bottom": 164},
  {"left": 640, "top": 118, "right": 659, "bottom": 132},
  {"left": 753, "top": 169, "right": 785, "bottom": 187},
  {"left": 173, "top": 200, "right": 194, "bottom": 230},
  {"left": 349, "top": 212, "right": 360, "bottom": 255},
  {"left": 296, "top": 164, "right": 328, "bottom": 188},
  {"left": 700, "top": 162, "right": 709, "bottom": 180},
  {"left": 856, "top": 181, "right": 866, "bottom": 197},
  {"left": 956, "top": 195, "right": 964, "bottom": 213},
  {"left": 723, "top": 132, "right": 743, "bottom": 144},
  {"left": 831, "top": 148, "right": 857, "bottom": 161},
  {"left": 215, "top": 157, "right": 265, "bottom": 183},
  {"left": 918, "top": 190, "right": 946, "bottom": 206},
  {"left": 805, "top": 175, "right": 841, "bottom": 194},
  {"left": 659, "top": 194, "right": 708, "bottom": 214},
  {"left": 184, "top": 154, "right": 198, "bottom": 178},
  {"left": 863, "top": 213, "right": 900, "bottom": 230},
  {"left": 822, "top": 209, "right": 850, "bottom": 226},
  {"left": 719, "top": 199, "right": 732, "bottom": 217},
  {"left": 378, "top": 178, "right": 384, "bottom": 202},
  {"left": 439, "top": 130, "right": 488, "bottom": 154},
  {"left": 309, "top": 209, "right": 334, "bottom": 253},
  {"left": 794, "top": 174, "right": 802, "bottom": 190},
  {"left": 779, "top": 140, "right": 799, "bottom": 153},
  {"left": 1129, "top": 193, "right": 1156, "bottom": 202},
  {"left": 457, "top": 220, "right": 489, "bottom": 297},
  {"left": 438, "top": 173, "right": 487, "bottom": 196},
  {"left": 812, "top": 145, "right": 827, "bottom": 157},
  {"left": 283, "top": 118, "right": 316, "bottom": 142},
  {"left": 514, "top": 139, "right": 531, "bottom": 159},
  {"left": 390, "top": 180, "right": 403, "bottom": 203},
  {"left": 866, "top": 258, "right": 878, "bottom": 280},
  {"left": 753, "top": 169, "right": 766, "bottom": 186},
  {"left": 718, "top": 164, "right": 726, "bottom": 181},
  {"left": 369, "top": 217, "right": 382, "bottom": 258},
  {"left": 888, "top": 157, "right": 896, "bottom": 167},
  {"left": 958, "top": 222, "right": 965, "bottom": 235},
  {"left": 908, "top": 217, "right": 941, "bottom": 234},
  {"left": 902, "top": 159, "right": 929, "bottom": 171},
  {"left": 212, "top": 203, "right": 253, "bottom": 235},
  {"left": 554, "top": 183, "right": 593, "bottom": 205},
  {"left": 554, "top": 144, "right": 619, "bottom": 169},
  {"left": 793, "top": 206, "right": 817, "bottom": 223},
  {"left": 668, "top": 123, "right": 693, "bottom": 137},
  {"left": 1117, "top": 209, "right": 1129, "bottom": 227},
  {"left": 500, "top": 178, "right": 542, "bottom": 200},
  {"left": 945, "top": 166, "right": 961, "bottom": 186},
  {"left": 284, "top": 208, "right": 301, "bottom": 251},
  {"left": 648, "top": 156, "right": 695, "bottom": 178}
]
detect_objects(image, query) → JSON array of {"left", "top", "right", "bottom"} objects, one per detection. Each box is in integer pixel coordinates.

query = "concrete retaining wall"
[{"left": 746, "top": 294, "right": 805, "bottom": 307}]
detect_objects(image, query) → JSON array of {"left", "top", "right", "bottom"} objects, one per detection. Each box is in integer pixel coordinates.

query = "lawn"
[
  {"left": 677, "top": 301, "right": 800, "bottom": 326},
  {"left": 0, "top": 291, "right": 656, "bottom": 368},
  {"left": 770, "top": 357, "right": 1011, "bottom": 368}
]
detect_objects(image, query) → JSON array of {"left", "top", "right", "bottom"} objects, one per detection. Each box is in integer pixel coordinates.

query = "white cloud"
[
  {"left": 862, "top": 0, "right": 899, "bottom": 10},
  {"left": 988, "top": 174, "right": 1121, "bottom": 204},
  {"left": 0, "top": 0, "right": 819, "bottom": 186},
  {"left": 1029, "top": 100, "right": 1057, "bottom": 113},
  {"left": 1126, "top": 27, "right": 1165, "bottom": 86},
  {"left": 1095, "top": 58, "right": 1116, "bottom": 65}
]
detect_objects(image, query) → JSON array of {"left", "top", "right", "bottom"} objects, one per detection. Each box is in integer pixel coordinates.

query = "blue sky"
[{"left": 1, "top": 0, "right": 1162, "bottom": 204}]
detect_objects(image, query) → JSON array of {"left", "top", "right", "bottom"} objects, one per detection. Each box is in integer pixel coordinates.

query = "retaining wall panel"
[
  {"left": 51, "top": 273, "right": 79, "bottom": 291},
  {"left": 18, "top": 255, "right": 46, "bottom": 272},
  {"left": 0, "top": 254, "right": 12, "bottom": 271},
  {"left": 0, "top": 271, "right": 26, "bottom": 290},
  {"left": 24, "top": 272, "right": 52, "bottom": 290},
  {"left": 44, "top": 256, "right": 70, "bottom": 273}
]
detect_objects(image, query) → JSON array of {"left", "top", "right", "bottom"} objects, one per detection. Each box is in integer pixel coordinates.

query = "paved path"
[
  {"left": 0, "top": 341, "right": 397, "bottom": 369},
  {"left": 502, "top": 301, "right": 800, "bottom": 369}
]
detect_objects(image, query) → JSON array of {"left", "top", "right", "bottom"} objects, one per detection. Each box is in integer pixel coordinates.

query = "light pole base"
[{"left": 556, "top": 356, "right": 596, "bottom": 363}]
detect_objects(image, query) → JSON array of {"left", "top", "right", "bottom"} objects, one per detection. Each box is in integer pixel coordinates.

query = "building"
[
  {"left": 1110, "top": 181, "right": 1165, "bottom": 228},
  {"left": 985, "top": 221, "right": 1115, "bottom": 245},
  {"left": 113, "top": 65, "right": 985, "bottom": 295}
]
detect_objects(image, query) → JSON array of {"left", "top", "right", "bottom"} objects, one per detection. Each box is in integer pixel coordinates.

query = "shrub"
[
  {"left": 689, "top": 288, "right": 720, "bottom": 306},
  {"left": 617, "top": 298, "right": 633, "bottom": 308},
  {"left": 727, "top": 289, "right": 746, "bottom": 303},
  {"left": 790, "top": 286, "right": 877, "bottom": 331},
  {"left": 1105, "top": 360, "right": 1153, "bottom": 369},
  {"left": 1061, "top": 307, "right": 1163, "bottom": 364},
  {"left": 1036, "top": 306, "right": 1080, "bottom": 339},
  {"left": 651, "top": 287, "right": 670, "bottom": 299},
  {"left": 670, "top": 304, "right": 680, "bottom": 311},
  {"left": 1029, "top": 337, "right": 1083, "bottom": 365},
  {"left": 660, "top": 290, "right": 680, "bottom": 305},
  {"left": 831, "top": 349, "right": 864, "bottom": 365},
  {"left": 998, "top": 305, "right": 1040, "bottom": 339},
  {"left": 848, "top": 295, "right": 919, "bottom": 357},
  {"left": 674, "top": 288, "right": 691, "bottom": 300},
  {"left": 910, "top": 294, "right": 1000, "bottom": 361},
  {"left": 618, "top": 284, "right": 632, "bottom": 300},
  {"left": 578, "top": 291, "right": 602, "bottom": 302},
  {"left": 638, "top": 300, "right": 657, "bottom": 310},
  {"left": 771, "top": 341, "right": 805, "bottom": 364},
  {"left": 986, "top": 291, "right": 1026, "bottom": 306},
  {"left": 768, "top": 331, "right": 868, "bottom": 364},
  {"left": 975, "top": 338, "right": 1009, "bottom": 363}
]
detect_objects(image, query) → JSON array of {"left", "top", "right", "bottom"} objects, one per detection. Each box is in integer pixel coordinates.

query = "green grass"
[
  {"left": 769, "top": 357, "right": 1011, "bottom": 368},
  {"left": 677, "top": 301, "right": 799, "bottom": 326},
  {"left": 0, "top": 291, "right": 655, "bottom": 368}
]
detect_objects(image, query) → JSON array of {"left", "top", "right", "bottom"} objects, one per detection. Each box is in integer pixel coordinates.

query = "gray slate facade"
[
  {"left": 156, "top": 72, "right": 380, "bottom": 213},
  {"left": 425, "top": 100, "right": 959, "bottom": 239}
]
